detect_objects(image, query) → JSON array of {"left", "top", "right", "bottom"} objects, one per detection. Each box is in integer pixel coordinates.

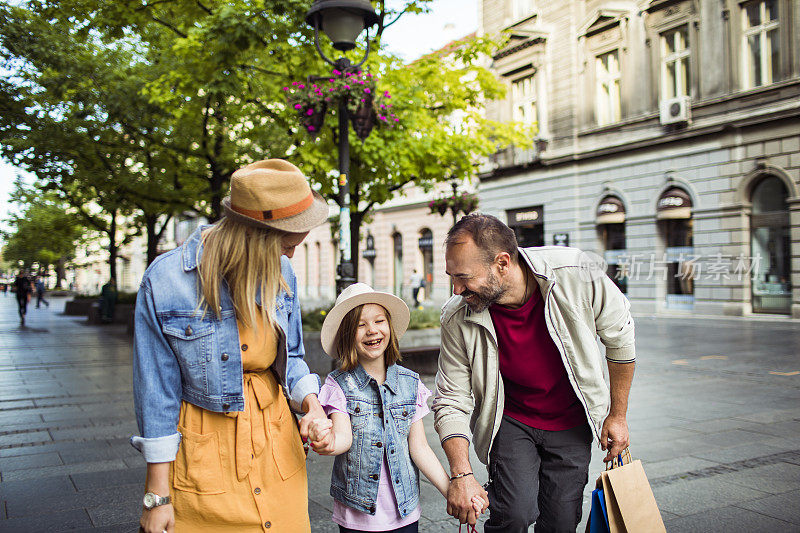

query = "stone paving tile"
[
  {"left": 49, "top": 422, "right": 138, "bottom": 442},
  {"left": 0, "top": 431, "right": 52, "bottom": 448},
  {"left": 70, "top": 466, "right": 145, "bottom": 491},
  {"left": 0, "top": 476, "right": 75, "bottom": 500},
  {"left": 652, "top": 477, "right": 771, "bottom": 516},
  {"left": 0, "top": 413, "right": 42, "bottom": 426},
  {"left": 0, "top": 440, "right": 110, "bottom": 459},
  {"left": 4, "top": 484, "right": 141, "bottom": 519},
  {"left": 0, "top": 459, "right": 127, "bottom": 482},
  {"left": 0, "top": 452, "right": 62, "bottom": 473},
  {"left": 736, "top": 490, "right": 800, "bottom": 526},
  {"left": 73, "top": 522, "right": 140, "bottom": 533},
  {"left": 0, "top": 507, "right": 93, "bottom": 532},
  {"left": 674, "top": 417, "right": 767, "bottom": 434},
  {"left": 735, "top": 408, "right": 800, "bottom": 424},
  {"left": 691, "top": 442, "right": 796, "bottom": 464},
  {"left": 757, "top": 419, "right": 800, "bottom": 439},
  {"left": 641, "top": 456, "right": 720, "bottom": 479},
  {"left": 713, "top": 462, "right": 800, "bottom": 495},
  {"left": 0, "top": 400, "right": 35, "bottom": 410},
  {"left": 664, "top": 505, "right": 795, "bottom": 532}
]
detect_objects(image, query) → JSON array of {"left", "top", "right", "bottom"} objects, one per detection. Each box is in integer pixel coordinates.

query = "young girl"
[{"left": 308, "top": 283, "right": 484, "bottom": 533}]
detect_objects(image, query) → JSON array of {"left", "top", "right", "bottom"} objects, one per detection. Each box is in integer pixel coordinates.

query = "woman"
[{"left": 131, "top": 159, "right": 329, "bottom": 532}]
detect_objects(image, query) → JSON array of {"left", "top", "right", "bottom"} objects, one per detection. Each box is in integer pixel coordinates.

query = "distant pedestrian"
[
  {"left": 14, "top": 271, "right": 33, "bottom": 325},
  {"left": 35, "top": 277, "right": 49, "bottom": 308},
  {"left": 132, "top": 159, "right": 329, "bottom": 533},
  {"left": 409, "top": 269, "right": 424, "bottom": 307},
  {"left": 99, "top": 278, "right": 116, "bottom": 323},
  {"left": 1, "top": 282, "right": 7, "bottom": 296}
]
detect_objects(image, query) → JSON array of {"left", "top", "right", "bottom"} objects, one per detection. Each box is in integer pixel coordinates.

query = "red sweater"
[{"left": 489, "top": 286, "right": 586, "bottom": 431}]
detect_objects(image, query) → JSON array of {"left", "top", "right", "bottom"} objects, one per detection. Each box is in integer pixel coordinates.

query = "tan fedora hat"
[
  {"left": 222, "top": 159, "right": 329, "bottom": 233},
  {"left": 320, "top": 283, "right": 410, "bottom": 357}
]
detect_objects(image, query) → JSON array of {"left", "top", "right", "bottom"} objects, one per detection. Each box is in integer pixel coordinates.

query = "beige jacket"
[{"left": 432, "top": 246, "right": 635, "bottom": 465}]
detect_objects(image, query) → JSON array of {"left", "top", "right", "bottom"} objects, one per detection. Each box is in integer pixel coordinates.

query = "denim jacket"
[
  {"left": 130, "top": 225, "right": 319, "bottom": 463},
  {"left": 330, "top": 364, "right": 420, "bottom": 517}
]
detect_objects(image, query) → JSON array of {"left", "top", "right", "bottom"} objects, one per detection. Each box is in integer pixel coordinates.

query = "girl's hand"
[
  {"left": 471, "top": 495, "right": 487, "bottom": 516},
  {"left": 308, "top": 418, "right": 333, "bottom": 442},
  {"left": 140, "top": 503, "right": 174, "bottom": 533}
]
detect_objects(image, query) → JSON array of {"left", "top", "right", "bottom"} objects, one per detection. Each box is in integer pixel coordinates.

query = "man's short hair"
[{"left": 445, "top": 213, "right": 519, "bottom": 265}]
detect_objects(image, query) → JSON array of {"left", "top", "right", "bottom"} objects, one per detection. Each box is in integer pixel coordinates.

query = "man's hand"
[
  {"left": 298, "top": 394, "right": 327, "bottom": 441},
  {"left": 139, "top": 503, "right": 174, "bottom": 533},
  {"left": 446, "top": 475, "right": 489, "bottom": 525},
  {"left": 600, "top": 413, "right": 629, "bottom": 463}
]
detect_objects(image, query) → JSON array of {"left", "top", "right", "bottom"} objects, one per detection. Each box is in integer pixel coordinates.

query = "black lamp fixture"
[
  {"left": 304, "top": 0, "right": 379, "bottom": 295},
  {"left": 305, "top": 0, "right": 379, "bottom": 52}
]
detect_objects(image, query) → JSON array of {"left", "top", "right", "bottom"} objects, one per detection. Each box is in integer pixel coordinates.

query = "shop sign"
[
  {"left": 553, "top": 233, "right": 569, "bottom": 247},
  {"left": 507, "top": 206, "right": 544, "bottom": 226}
]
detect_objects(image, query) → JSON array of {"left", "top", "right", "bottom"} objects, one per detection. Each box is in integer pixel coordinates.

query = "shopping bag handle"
[{"left": 605, "top": 447, "right": 632, "bottom": 470}]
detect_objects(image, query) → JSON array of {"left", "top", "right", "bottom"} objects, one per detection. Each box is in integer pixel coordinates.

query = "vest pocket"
[
  {"left": 270, "top": 401, "right": 306, "bottom": 481},
  {"left": 388, "top": 402, "right": 414, "bottom": 436},
  {"left": 173, "top": 426, "right": 225, "bottom": 495}
]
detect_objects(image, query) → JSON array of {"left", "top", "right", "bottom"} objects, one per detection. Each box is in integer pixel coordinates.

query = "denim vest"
[{"left": 330, "top": 363, "right": 420, "bottom": 517}]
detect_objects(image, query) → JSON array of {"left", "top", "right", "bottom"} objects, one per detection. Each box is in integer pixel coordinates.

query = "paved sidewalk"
[{"left": 0, "top": 297, "right": 799, "bottom": 532}]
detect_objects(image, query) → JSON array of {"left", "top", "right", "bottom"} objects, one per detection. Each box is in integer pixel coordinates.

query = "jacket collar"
[
  {"left": 181, "top": 225, "right": 212, "bottom": 272},
  {"left": 351, "top": 362, "right": 398, "bottom": 394}
]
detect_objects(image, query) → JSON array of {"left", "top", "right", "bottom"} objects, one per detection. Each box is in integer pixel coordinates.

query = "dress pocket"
[
  {"left": 173, "top": 425, "right": 225, "bottom": 495},
  {"left": 269, "top": 401, "right": 306, "bottom": 481}
]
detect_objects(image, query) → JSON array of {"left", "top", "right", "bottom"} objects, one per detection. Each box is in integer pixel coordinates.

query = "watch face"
[{"left": 143, "top": 493, "right": 156, "bottom": 508}]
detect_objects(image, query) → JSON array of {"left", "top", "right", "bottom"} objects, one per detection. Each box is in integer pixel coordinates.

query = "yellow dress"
[{"left": 170, "top": 316, "right": 310, "bottom": 532}]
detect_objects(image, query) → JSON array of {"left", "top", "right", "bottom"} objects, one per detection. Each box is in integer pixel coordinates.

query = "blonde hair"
[
  {"left": 335, "top": 304, "right": 402, "bottom": 371},
  {"left": 197, "top": 217, "right": 289, "bottom": 333}
]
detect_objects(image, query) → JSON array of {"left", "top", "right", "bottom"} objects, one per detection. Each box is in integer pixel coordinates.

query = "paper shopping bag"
[{"left": 601, "top": 459, "right": 666, "bottom": 533}]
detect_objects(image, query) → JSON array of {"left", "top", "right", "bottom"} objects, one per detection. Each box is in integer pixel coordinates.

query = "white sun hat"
[{"left": 320, "top": 283, "right": 410, "bottom": 358}]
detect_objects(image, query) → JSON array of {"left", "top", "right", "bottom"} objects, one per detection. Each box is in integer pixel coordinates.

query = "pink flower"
[
  {"left": 282, "top": 87, "right": 289, "bottom": 91},
  {"left": 394, "top": 117, "right": 399, "bottom": 122},
  {"left": 306, "top": 109, "right": 314, "bottom": 116},
  {"left": 364, "top": 88, "right": 371, "bottom": 94},
  {"left": 294, "top": 104, "right": 302, "bottom": 110},
  {"left": 292, "top": 81, "right": 300, "bottom": 86},
  {"left": 329, "top": 88, "right": 335, "bottom": 91},
  {"left": 344, "top": 85, "right": 350, "bottom": 89},
  {"left": 332, "top": 69, "right": 341, "bottom": 75},
  {"left": 307, "top": 125, "right": 316, "bottom": 132},
  {"left": 298, "top": 84, "right": 305, "bottom": 89}
]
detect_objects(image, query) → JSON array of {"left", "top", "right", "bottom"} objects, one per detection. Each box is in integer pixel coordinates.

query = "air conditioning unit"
[{"left": 659, "top": 96, "right": 691, "bottom": 125}]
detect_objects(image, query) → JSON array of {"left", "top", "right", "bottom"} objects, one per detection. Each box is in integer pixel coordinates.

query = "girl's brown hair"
[{"left": 335, "top": 304, "right": 403, "bottom": 371}]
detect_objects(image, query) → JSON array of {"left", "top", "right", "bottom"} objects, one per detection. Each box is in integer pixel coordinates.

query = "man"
[
  {"left": 35, "top": 276, "right": 49, "bottom": 308},
  {"left": 433, "top": 214, "right": 635, "bottom": 532},
  {"left": 14, "top": 270, "right": 33, "bottom": 325},
  {"left": 409, "top": 269, "right": 424, "bottom": 307}
]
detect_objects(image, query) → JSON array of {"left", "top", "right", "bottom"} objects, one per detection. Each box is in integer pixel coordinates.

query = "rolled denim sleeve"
[
  {"left": 283, "top": 258, "right": 320, "bottom": 408},
  {"left": 130, "top": 279, "right": 182, "bottom": 463}
]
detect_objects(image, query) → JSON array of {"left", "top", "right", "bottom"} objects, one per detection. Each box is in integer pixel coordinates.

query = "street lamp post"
[{"left": 305, "top": 0, "right": 379, "bottom": 295}]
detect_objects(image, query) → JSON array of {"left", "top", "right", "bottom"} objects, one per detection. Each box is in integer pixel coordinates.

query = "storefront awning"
[
  {"left": 656, "top": 188, "right": 693, "bottom": 220},
  {"left": 596, "top": 196, "right": 626, "bottom": 224}
]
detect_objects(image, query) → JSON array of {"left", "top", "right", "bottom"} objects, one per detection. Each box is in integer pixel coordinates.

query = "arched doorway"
[
  {"left": 392, "top": 232, "right": 403, "bottom": 296},
  {"left": 657, "top": 187, "right": 694, "bottom": 309},
  {"left": 751, "top": 176, "right": 791, "bottom": 314},
  {"left": 418, "top": 229, "right": 433, "bottom": 301},
  {"left": 596, "top": 196, "right": 627, "bottom": 293}
]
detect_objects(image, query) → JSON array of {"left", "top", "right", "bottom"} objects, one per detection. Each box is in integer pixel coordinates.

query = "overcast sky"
[{"left": 0, "top": 0, "right": 479, "bottom": 227}]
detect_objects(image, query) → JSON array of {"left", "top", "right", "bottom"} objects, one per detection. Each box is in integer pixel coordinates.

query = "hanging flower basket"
[
  {"left": 428, "top": 191, "right": 479, "bottom": 217},
  {"left": 284, "top": 70, "right": 397, "bottom": 139},
  {"left": 350, "top": 96, "right": 376, "bottom": 141}
]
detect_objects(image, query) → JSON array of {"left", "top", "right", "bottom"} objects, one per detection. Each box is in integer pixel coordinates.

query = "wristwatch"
[{"left": 143, "top": 492, "right": 171, "bottom": 510}]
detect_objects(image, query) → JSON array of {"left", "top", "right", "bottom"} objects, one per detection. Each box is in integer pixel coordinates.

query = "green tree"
[{"left": 2, "top": 179, "right": 87, "bottom": 287}]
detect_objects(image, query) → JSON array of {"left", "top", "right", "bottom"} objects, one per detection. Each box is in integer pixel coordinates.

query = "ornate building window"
[
  {"left": 512, "top": 74, "right": 538, "bottom": 126},
  {"left": 596, "top": 50, "right": 621, "bottom": 125},
  {"left": 741, "top": 0, "right": 780, "bottom": 89},
  {"left": 661, "top": 25, "right": 691, "bottom": 98}
]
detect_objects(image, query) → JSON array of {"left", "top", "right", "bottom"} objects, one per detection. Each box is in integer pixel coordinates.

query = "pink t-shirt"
[{"left": 317, "top": 373, "right": 431, "bottom": 531}]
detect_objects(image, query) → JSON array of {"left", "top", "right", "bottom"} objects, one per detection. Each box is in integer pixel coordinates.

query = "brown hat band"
[{"left": 230, "top": 192, "right": 315, "bottom": 222}]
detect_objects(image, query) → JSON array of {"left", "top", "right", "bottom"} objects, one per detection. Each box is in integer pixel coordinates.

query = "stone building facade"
[{"left": 478, "top": 0, "right": 800, "bottom": 316}]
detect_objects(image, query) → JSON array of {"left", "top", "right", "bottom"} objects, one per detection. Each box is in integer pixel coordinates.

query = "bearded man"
[{"left": 433, "top": 213, "right": 635, "bottom": 532}]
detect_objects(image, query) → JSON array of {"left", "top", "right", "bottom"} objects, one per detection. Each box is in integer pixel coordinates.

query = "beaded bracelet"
[{"left": 449, "top": 472, "right": 474, "bottom": 481}]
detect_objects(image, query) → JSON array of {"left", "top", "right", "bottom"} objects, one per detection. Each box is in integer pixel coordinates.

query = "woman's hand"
[
  {"left": 299, "top": 394, "right": 327, "bottom": 441},
  {"left": 309, "top": 418, "right": 337, "bottom": 455},
  {"left": 139, "top": 503, "right": 174, "bottom": 533}
]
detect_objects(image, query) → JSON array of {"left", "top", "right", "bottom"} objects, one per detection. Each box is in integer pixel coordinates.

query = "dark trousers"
[
  {"left": 485, "top": 415, "right": 592, "bottom": 533},
  {"left": 17, "top": 295, "right": 28, "bottom": 319},
  {"left": 36, "top": 291, "right": 48, "bottom": 308},
  {"left": 339, "top": 521, "right": 418, "bottom": 533}
]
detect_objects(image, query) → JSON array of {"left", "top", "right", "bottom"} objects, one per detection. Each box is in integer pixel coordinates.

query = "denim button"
[
  {"left": 375, "top": 442, "right": 382, "bottom": 448},
  {"left": 241, "top": 344, "right": 248, "bottom": 351},
  {"left": 264, "top": 521, "right": 271, "bottom": 528},
  {"left": 223, "top": 403, "right": 230, "bottom": 410},
  {"left": 370, "top": 474, "right": 379, "bottom": 480},
  {"left": 185, "top": 325, "right": 193, "bottom": 336},
  {"left": 254, "top": 487, "right": 261, "bottom": 495},
  {"left": 221, "top": 353, "right": 229, "bottom": 361}
]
